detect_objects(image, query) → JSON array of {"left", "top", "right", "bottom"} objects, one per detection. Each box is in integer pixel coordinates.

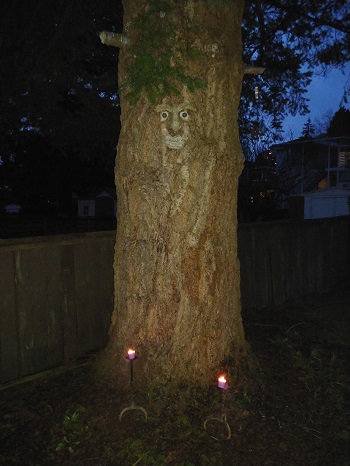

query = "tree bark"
[{"left": 99, "top": 0, "right": 249, "bottom": 391}]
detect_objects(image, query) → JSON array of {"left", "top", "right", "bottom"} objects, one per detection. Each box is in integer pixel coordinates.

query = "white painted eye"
[
  {"left": 179, "top": 111, "right": 189, "bottom": 121},
  {"left": 160, "top": 111, "right": 169, "bottom": 121}
]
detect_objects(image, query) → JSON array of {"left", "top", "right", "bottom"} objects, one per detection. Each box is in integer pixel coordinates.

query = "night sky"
[{"left": 283, "top": 66, "right": 350, "bottom": 138}]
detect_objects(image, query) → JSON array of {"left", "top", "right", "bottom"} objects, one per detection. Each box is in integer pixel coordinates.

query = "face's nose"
[{"left": 170, "top": 112, "right": 182, "bottom": 133}]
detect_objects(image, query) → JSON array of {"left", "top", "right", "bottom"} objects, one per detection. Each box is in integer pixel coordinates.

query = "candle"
[
  {"left": 218, "top": 375, "right": 228, "bottom": 390},
  {"left": 127, "top": 348, "right": 136, "bottom": 360}
]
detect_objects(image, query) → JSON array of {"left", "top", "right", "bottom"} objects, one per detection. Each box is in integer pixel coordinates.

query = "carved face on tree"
[{"left": 155, "top": 103, "right": 195, "bottom": 150}]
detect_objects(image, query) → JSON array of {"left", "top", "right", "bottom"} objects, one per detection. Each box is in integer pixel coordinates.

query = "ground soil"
[{"left": 1, "top": 285, "right": 349, "bottom": 465}]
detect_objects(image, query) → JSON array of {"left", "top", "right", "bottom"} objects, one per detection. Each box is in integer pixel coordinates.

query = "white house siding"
[
  {"left": 303, "top": 188, "right": 350, "bottom": 220},
  {"left": 78, "top": 200, "right": 95, "bottom": 217}
]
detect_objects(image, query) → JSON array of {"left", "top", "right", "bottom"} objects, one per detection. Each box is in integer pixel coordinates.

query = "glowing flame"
[
  {"left": 127, "top": 348, "right": 136, "bottom": 359},
  {"left": 218, "top": 375, "right": 228, "bottom": 389}
]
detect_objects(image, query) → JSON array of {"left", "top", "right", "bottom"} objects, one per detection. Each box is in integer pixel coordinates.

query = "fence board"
[
  {"left": 61, "top": 245, "right": 79, "bottom": 360},
  {"left": 45, "top": 247, "right": 64, "bottom": 367},
  {"left": 75, "top": 237, "right": 113, "bottom": 352},
  {"left": 75, "top": 241, "right": 98, "bottom": 354},
  {"left": 98, "top": 238, "right": 115, "bottom": 340},
  {"left": 14, "top": 249, "right": 34, "bottom": 377},
  {"left": 15, "top": 248, "right": 53, "bottom": 376},
  {"left": 0, "top": 252, "right": 18, "bottom": 381}
]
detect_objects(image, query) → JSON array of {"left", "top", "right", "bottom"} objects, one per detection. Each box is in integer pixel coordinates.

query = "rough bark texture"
[{"left": 100, "top": 0, "right": 248, "bottom": 391}]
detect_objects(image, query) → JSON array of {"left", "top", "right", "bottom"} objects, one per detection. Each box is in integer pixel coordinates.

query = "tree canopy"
[
  {"left": 301, "top": 118, "right": 316, "bottom": 138},
  {"left": 0, "top": 1, "right": 122, "bottom": 211},
  {"left": 239, "top": 0, "right": 350, "bottom": 157},
  {"left": 0, "top": 0, "right": 349, "bottom": 207},
  {"left": 327, "top": 106, "right": 350, "bottom": 137}
]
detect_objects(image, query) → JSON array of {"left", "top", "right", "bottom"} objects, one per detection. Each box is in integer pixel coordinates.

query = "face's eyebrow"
[
  {"left": 155, "top": 104, "right": 174, "bottom": 113},
  {"left": 178, "top": 102, "right": 196, "bottom": 112}
]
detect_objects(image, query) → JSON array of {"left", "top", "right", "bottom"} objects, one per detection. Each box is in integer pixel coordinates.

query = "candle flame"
[{"left": 218, "top": 375, "right": 226, "bottom": 383}]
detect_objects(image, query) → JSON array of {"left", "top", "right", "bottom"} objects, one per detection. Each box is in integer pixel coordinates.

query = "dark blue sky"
[{"left": 283, "top": 66, "right": 350, "bottom": 139}]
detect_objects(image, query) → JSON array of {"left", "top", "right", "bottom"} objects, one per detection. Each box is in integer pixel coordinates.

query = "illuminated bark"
[{"left": 100, "top": 0, "right": 250, "bottom": 391}]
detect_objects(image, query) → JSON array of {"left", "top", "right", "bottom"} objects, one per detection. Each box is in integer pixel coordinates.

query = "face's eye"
[
  {"left": 160, "top": 111, "right": 169, "bottom": 121},
  {"left": 179, "top": 111, "right": 189, "bottom": 121}
]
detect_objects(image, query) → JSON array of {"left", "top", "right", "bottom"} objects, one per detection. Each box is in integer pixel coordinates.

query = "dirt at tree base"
[{"left": 1, "top": 285, "right": 349, "bottom": 466}]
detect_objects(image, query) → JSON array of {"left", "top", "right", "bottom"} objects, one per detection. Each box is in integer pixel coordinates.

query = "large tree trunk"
[{"left": 100, "top": 0, "right": 249, "bottom": 391}]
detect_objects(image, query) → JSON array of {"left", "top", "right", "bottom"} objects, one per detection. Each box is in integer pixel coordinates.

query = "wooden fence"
[
  {"left": 238, "top": 218, "right": 350, "bottom": 310},
  {"left": 0, "top": 232, "right": 114, "bottom": 384},
  {"left": 1, "top": 218, "right": 349, "bottom": 384}
]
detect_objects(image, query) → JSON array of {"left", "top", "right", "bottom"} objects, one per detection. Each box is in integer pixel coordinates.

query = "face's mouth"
[{"left": 165, "top": 134, "right": 184, "bottom": 149}]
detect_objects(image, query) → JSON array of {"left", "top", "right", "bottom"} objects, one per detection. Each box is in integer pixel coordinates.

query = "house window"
[{"left": 83, "top": 205, "right": 89, "bottom": 216}]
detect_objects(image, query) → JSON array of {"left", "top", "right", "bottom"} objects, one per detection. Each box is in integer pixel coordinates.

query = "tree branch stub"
[
  {"left": 99, "top": 30, "right": 130, "bottom": 48},
  {"left": 244, "top": 66, "right": 265, "bottom": 75}
]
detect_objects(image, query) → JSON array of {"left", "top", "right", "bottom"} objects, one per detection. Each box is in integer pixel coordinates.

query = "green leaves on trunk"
[{"left": 122, "top": 0, "right": 206, "bottom": 105}]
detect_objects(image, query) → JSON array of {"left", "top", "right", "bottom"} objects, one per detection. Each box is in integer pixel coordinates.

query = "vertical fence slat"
[
  {"left": 46, "top": 247, "right": 64, "bottom": 367},
  {"left": 14, "top": 248, "right": 57, "bottom": 376},
  {"left": 61, "top": 244, "right": 79, "bottom": 361},
  {"left": 0, "top": 252, "right": 18, "bottom": 383},
  {"left": 97, "top": 238, "right": 115, "bottom": 343},
  {"left": 75, "top": 241, "right": 96, "bottom": 354},
  {"left": 14, "top": 249, "right": 35, "bottom": 377}
]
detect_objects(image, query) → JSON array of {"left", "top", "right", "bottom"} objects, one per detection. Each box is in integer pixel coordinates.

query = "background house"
[
  {"left": 288, "top": 187, "right": 350, "bottom": 220},
  {"left": 271, "top": 136, "right": 350, "bottom": 219},
  {"left": 72, "top": 188, "right": 117, "bottom": 232},
  {"left": 73, "top": 188, "right": 117, "bottom": 218},
  {"left": 238, "top": 151, "right": 279, "bottom": 222},
  {"left": 3, "top": 203, "right": 21, "bottom": 214}
]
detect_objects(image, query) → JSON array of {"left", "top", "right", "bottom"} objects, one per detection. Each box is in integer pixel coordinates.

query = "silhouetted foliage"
[
  {"left": 240, "top": 0, "right": 350, "bottom": 158},
  {"left": 301, "top": 118, "right": 316, "bottom": 138},
  {"left": 0, "top": 1, "right": 123, "bottom": 211},
  {"left": 327, "top": 106, "right": 350, "bottom": 137}
]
